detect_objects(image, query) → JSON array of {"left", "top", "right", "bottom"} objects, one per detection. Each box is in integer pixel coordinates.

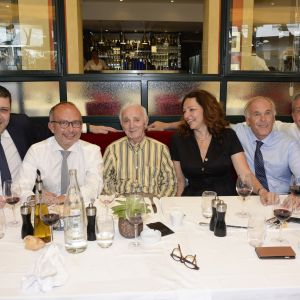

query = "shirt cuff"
[{"left": 82, "top": 123, "right": 88, "bottom": 133}]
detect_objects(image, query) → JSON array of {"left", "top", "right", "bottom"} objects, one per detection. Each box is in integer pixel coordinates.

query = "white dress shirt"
[
  {"left": 274, "top": 120, "right": 300, "bottom": 140},
  {"left": 0, "top": 130, "right": 22, "bottom": 192},
  {"left": 231, "top": 123, "right": 300, "bottom": 194},
  {"left": 16, "top": 136, "right": 103, "bottom": 203}
]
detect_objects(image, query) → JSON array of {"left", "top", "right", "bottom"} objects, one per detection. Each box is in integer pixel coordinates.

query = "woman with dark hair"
[{"left": 170, "top": 90, "right": 265, "bottom": 196}]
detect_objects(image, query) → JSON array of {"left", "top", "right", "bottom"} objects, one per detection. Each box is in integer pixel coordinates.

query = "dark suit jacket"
[{"left": 7, "top": 113, "right": 51, "bottom": 160}]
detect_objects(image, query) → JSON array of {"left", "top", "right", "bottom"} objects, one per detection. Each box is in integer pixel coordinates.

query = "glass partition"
[
  {"left": 66, "top": 81, "right": 141, "bottom": 116},
  {"left": 229, "top": 0, "right": 300, "bottom": 72},
  {"left": 148, "top": 81, "right": 220, "bottom": 116},
  {"left": 226, "top": 81, "right": 297, "bottom": 115},
  {"left": 0, "top": 81, "right": 60, "bottom": 115},
  {"left": 0, "top": 0, "right": 57, "bottom": 72}
]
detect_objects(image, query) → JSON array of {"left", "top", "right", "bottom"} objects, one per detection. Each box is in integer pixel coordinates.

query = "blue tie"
[
  {"left": 0, "top": 135, "right": 12, "bottom": 186},
  {"left": 254, "top": 140, "right": 269, "bottom": 191}
]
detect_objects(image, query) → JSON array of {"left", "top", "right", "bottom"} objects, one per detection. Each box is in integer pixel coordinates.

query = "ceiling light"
[{"left": 170, "top": 0, "right": 175, "bottom": 3}]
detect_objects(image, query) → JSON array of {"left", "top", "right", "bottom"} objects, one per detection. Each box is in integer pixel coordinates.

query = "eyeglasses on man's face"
[
  {"left": 50, "top": 120, "right": 82, "bottom": 129},
  {"left": 170, "top": 244, "right": 199, "bottom": 270}
]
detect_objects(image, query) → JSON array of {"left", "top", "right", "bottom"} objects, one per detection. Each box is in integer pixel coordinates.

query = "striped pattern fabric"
[
  {"left": 254, "top": 140, "right": 269, "bottom": 191},
  {"left": 103, "top": 136, "right": 176, "bottom": 197}
]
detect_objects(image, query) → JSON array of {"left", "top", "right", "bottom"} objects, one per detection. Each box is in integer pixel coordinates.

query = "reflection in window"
[
  {"left": 67, "top": 81, "right": 141, "bottom": 116},
  {"left": 148, "top": 81, "right": 220, "bottom": 116},
  {"left": 226, "top": 81, "right": 296, "bottom": 115},
  {"left": 0, "top": 81, "right": 59, "bottom": 116},
  {"left": 230, "top": 0, "right": 300, "bottom": 72},
  {"left": 0, "top": 0, "right": 57, "bottom": 71}
]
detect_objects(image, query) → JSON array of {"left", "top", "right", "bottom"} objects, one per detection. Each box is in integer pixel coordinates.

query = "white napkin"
[{"left": 22, "top": 244, "right": 68, "bottom": 293}]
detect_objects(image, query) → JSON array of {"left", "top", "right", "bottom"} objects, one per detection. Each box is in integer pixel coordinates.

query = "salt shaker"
[
  {"left": 214, "top": 200, "right": 227, "bottom": 237},
  {"left": 20, "top": 202, "right": 34, "bottom": 239},
  {"left": 86, "top": 200, "right": 97, "bottom": 241},
  {"left": 209, "top": 196, "right": 220, "bottom": 231}
]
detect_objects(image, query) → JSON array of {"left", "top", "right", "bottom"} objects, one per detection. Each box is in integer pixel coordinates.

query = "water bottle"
[
  {"left": 64, "top": 169, "right": 87, "bottom": 253},
  {"left": 20, "top": 202, "right": 34, "bottom": 239},
  {"left": 209, "top": 197, "right": 220, "bottom": 231},
  {"left": 86, "top": 201, "right": 97, "bottom": 241},
  {"left": 214, "top": 200, "right": 227, "bottom": 237}
]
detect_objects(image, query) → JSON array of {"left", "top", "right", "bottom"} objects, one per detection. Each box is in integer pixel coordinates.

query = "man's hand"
[
  {"left": 259, "top": 189, "right": 278, "bottom": 205},
  {"left": 89, "top": 125, "right": 119, "bottom": 134}
]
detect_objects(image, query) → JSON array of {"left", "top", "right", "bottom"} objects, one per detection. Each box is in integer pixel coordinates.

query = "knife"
[
  {"left": 198, "top": 222, "right": 247, "bottom": 229},
  {"left": 149, "top": 196, "right": 157, "bottom": 213}
]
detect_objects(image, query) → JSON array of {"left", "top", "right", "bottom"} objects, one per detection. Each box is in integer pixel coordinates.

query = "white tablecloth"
[{"left": 1, "top": 196, "right": 300, "bottom": 300}]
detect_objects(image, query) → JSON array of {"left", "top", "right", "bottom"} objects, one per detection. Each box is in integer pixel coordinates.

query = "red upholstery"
[{"left": 81, "top": 131, "right": 175, "bottom": 154}]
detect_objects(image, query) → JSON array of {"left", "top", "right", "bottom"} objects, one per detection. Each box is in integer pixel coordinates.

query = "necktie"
[
  {"left": 0, "top": 135, "right": 12, "bottom": 186},
  {"left": 254, "top": 140, "right": 269, "bottom": 191},
  {"left": 60, "top": 150, "right": 71, "bottom": 194}
]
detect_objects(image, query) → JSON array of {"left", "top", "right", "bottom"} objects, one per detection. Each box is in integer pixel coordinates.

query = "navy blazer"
[{"left": 7, "top": 114, "right": 51, "bottom": 160}]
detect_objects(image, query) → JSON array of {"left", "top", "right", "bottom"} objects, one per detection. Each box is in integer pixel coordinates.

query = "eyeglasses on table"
[{"left": 170, "top": 244, "right": 199, "bottom": 270}]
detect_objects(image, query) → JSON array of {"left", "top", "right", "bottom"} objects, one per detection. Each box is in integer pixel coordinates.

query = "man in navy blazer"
[{"left": 0, "top": 86, "right": 51, "bottom": 188}]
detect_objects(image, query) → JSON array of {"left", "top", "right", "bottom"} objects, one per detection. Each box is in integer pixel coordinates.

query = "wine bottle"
[
  {"left": 64, "top": 169, "right": 87, "bottom": 253},
  {"left": 33, "top": 170, "right": 51, "bottom": 243}
]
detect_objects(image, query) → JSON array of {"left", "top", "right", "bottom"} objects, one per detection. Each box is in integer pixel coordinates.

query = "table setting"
[{"left": 1, "top": 193, "right": 300, "bottom": 300}]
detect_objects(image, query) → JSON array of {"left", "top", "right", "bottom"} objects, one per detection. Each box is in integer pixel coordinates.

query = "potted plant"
[{"left": 111, "top": 196, "right": 150, "bottom": 239}]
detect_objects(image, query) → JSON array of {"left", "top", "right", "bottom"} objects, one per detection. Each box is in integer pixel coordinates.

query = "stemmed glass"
[
  {"left": 125, "top": 194, "right": 146, "bottom": 247},
  {"left": 3, "top": 180, "right": 21, "bottom": 227},
  {"left": 40, "top": 196, "right": 61, "bottom": 244},
  {"left": 273, "top": 196, "right": 293, "bottom": 244},
  {"left": 236, "top": 174, "right": 253, "bottom": 217},
  {"left": 290, "top": 175, "right": 300, "bottom": 213},
  {"left": 101, "top": 181, "right": 116, "bottom": 214}
]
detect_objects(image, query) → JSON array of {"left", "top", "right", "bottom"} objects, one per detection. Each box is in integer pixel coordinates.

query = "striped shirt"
[{"left": 103, "top": 136, "right": 176, "bottom": 197}]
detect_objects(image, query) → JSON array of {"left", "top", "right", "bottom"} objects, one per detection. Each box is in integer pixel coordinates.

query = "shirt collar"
[
  {"left": 49, "top": 136, "right": 80, "bottom": 153},
  {"left": 1, "top": 129, "right": 10, "bottom": 139},
  {"left": 249, "top": 127, "right": 275, "bottom": 145},
  {"left": 126, "top": 136, "right": 147, "bottom": 151}
]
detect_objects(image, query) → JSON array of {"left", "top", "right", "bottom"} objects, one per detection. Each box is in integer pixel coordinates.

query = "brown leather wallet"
[{"left": 255, "top": 246, "right": 296, "bottom": 259}]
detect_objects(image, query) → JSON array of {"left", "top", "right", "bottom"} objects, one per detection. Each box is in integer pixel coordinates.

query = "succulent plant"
[{"left": 111, "top": 197, "right": 151, "bottom": 219}]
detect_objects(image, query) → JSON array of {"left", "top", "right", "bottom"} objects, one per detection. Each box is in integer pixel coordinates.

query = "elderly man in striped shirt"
[{"left": 103, "top": 103, "right": 176, "bottom": 197}]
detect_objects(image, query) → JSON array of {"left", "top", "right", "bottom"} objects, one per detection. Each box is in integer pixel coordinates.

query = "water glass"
[
  {"left": 247, "top": 215, "right": 266, "bottom": 247},
  {"left": 96, "top": 214, "right": 115, "bottom": 248},
  {"left": 201, "top": 191, "right": 217, "bottom": 218}
]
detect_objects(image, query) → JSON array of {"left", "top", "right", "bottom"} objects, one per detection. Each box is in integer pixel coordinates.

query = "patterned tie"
[
  {"left": 60, "top": 150, "right": 71, "bottom": 194},
  {"left": 254, "top": 140, "right": 269, "bottom": 191},
  {"left": 0, "top": 135, "right": 12, "bottom": 186}
]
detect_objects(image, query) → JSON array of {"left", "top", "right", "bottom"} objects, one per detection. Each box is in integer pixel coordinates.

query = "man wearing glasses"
[{"left": 16, "top": 102, "right": 103, "bottom": 204}]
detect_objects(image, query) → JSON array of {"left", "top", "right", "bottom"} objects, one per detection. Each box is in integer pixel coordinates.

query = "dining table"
[{"left": 1, "top": 195, "right": 300, "bottom": 300}]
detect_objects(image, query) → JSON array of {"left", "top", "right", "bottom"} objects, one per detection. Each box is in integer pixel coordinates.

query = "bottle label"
[{"left": 66, "top": 209, "right": 84, "bottom": 239}]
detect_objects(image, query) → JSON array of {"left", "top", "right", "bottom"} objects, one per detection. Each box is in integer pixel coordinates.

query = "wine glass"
[
  {"left": 3, "top": 180, "right": 21, "bottom": 227},
  {"left": 273, "top": 196, "right": 293, "bottom": 244},
  {"left": 290, "top": 175, "right": 300, "bottom": 214},
  {"left": 125, "top": 194, "right": 146, "bottom": 247},
  {"left": 101, "top": 181, "right": 116, "bottom": 214},
  {"left": 236, "top": 174, "right": 253, "bottom": 217},
  {"left": 40, "top": 195, "right": 61, "bottom": 244}
]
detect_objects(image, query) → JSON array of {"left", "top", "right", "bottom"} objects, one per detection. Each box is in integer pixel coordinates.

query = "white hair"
[
  {"left": 244, "top": 96, "right": 276, "bottom": 118},
  {"left": 119, "top": 103, "right": 149, "bottom": 125}
]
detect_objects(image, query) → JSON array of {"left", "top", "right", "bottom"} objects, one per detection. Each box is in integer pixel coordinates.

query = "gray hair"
[
  {"left": 244, "top": 96, "right": 276, "bottom": 118},
  {"left": 292, "top": 93, "right": 300, "bottom": 112},
  {"left": 119, "top": 103, "right": 149, "bottom": 125}
]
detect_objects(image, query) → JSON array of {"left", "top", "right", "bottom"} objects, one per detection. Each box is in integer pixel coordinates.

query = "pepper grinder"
[
  {"left": 214, "top": 200, "right": 227, "bottom": 237},
  {"left": 20, "top": 202, "right": 34, "bottom": 239},
  {"left": 86, "top": 199, "right": 97, "bottom": 241},
  {"left": 209, "top": 196, "right": 220, "bottom": 231}
]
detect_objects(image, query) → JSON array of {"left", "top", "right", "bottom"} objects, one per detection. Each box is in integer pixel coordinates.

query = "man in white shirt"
[{"left": 17, "top": 102, "right": 103, "bottom": 204}]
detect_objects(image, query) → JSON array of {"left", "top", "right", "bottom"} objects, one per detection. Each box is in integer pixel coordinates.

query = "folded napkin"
[{"left": 22, "top": 244, "right": 68, "bottom": 293}]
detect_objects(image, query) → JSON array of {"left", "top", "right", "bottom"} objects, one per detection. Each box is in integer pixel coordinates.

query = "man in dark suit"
[{"left": 0, "top": 86, "right": 51, "bottom": 189}]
